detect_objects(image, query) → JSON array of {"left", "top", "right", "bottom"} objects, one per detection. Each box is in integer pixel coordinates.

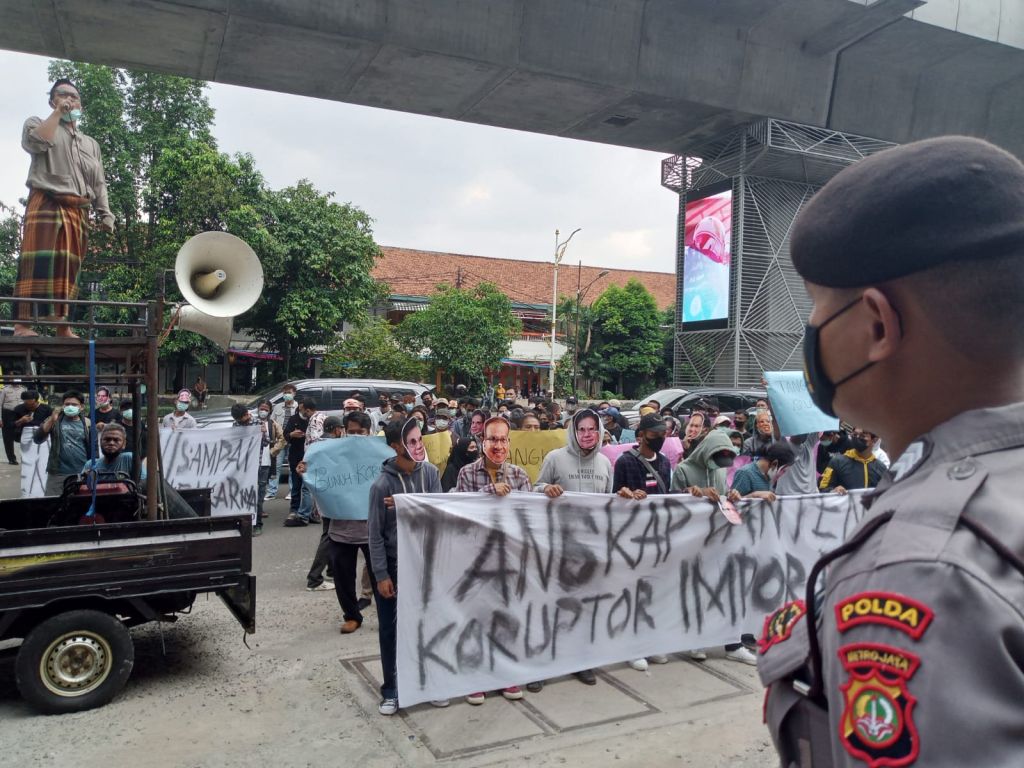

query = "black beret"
[{"left": 791, "top": 136, "right": 1024, "bottom": 287}]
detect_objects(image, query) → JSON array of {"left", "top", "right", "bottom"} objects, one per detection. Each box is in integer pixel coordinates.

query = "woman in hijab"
[{"left": 441, "top": 437, "right": 479, "bottom": 491}]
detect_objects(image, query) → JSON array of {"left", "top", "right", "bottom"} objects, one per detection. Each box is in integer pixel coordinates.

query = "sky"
[{"left": 0, "top": 50, "right": 679, "bottom": 275}]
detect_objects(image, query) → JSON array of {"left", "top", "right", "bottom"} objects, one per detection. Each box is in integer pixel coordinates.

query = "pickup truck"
[{"left": 0, "top": 477, "right": 255, "bottom": 714}]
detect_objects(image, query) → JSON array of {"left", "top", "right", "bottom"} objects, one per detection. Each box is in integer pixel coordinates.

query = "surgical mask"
[
  {"left": 258, "top": 411, "right": 269, "bottom": 420},
  {"left": 712, "top": 453, "right": 736, "bottom": 468},
  {"left": 63, "top": 405, "right": 80, "bottom": 417},
  {"left": 646, "top": 435, "right": 665, "bottom": 453},
  {"left": 820, "top": 438, "right": 833, "bottom": 447},
  {"left": 282, "top": 393, "right": 294, "bottom": 402},
  {"left": 803, "top": 296, "right": 883, "bottom": 417},
  {"left": 434, "top": 418, "right": 449, "bottom": 430},
  {"left": 121, "top": 409, "right": 133, "bottom": 421},
  {"left": 176, "top": 402, "right": 189, "bottom": 412},
  {"left": 61, "top": 108, "right": 82, "bottom": 122},
  {"left": 415, "top": 418, "right": 424, "bottom": 430},
  {"left": 404, "top": 404, "right": 413, "bottom": 412}
]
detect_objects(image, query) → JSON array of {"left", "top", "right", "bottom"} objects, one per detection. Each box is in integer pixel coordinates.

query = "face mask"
[
  {"left": 851, "top": 436, "right": 869, "bottom": 452},
  {"left": 646, "top": 435, "right": 665, "bottom": 453},
  {"left": 60, "top": 108, "right": 82, "bottom": 123},
  {"left": 712, "top": 453, "right": 735, "bottom": 468},
  {"left": 282, "top": 393, "right": 294, "bottom": 402},
  {"left": 803, "top": 296, "right": 883, "bottom": 417},
  {"left": 434, "top": 418, "right": 449, "bottom": 430},
  {"left": 415, "top": 418, "right": 424, "bottom": 430},
  {"left": 176, "top": 402, "right": 189, "bottom": 412},
  {"left": 820, "top": 438, "right": 833, "bottom": 447},
  {"left": 63, "top": 405, "right": 80, "bottom": 417},
  {"left": 122, "top": 409, "right": 133, "bottom": 421},
  {"left": 404, "top": 404, "right": 413, "bottom": 412},
  {"left": 259, "top": 411, "right": 269, "bottom": 420}
]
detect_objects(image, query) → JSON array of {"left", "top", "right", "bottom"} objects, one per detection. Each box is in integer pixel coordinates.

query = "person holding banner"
[
  {"left": 367, "top": 419, "right": 447, "bottom": 716},
  {"left": 529, "top": 409, "right": 633, "bottom": 690},
  {"left": 162, "top": 390, "right": 198, "bottom": 430},
  {"left": 35, "top": 390, "right": 92, "bottom": 496},
  {"left": 455, "top": 416, "right": 532, "bottom": 704}
]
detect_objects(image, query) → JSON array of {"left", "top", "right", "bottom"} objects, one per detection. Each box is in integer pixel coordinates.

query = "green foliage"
[
  {"left": 0, "top": 204, "right": 21, "bottom": 320},
  {"left": 398, "top": 283, "right": 520, "bottom": 388},
  {"left": 323, "top": 317, "right": 427, "bottom": 381},
  {"left": 585, "top": 280, "right": 664, "bottom": 397}
]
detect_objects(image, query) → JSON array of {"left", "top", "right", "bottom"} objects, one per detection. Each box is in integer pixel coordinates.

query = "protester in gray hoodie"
[
  {"left": 367, "top": 419, "right": 444, "bottom": 717},
  {"left": 529, "top": 409, "right": 632, "bottom": 691},
  {"left": 534, "top": 409, "right": 629, "bottom": 496}
]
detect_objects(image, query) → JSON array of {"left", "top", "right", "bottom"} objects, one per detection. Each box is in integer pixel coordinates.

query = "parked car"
[
  {"left": 619, "top": 388, "right": 689, "bottom": 425},
  {"left": 192, "top": 378, "right": 435, "bottom": 429},
  {"left": 622, "top": 387, "right": 767, "bottom": 428}
]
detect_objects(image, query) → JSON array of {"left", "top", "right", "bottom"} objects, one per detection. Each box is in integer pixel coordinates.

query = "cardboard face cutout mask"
[
  {"left": 402, "top": 419, "right": 426, "bottom": 463},
  {"left": 482, "top": 417, "right": 510, "bottom": 465}
]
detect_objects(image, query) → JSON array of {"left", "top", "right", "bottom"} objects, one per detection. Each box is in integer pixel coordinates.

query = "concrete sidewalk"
[{"left": 0, "top": 458, "right": 776, "bottom": 768}]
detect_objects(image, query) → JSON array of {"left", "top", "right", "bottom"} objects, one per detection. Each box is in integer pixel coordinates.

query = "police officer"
[{"left": 759, "top": 136, "right": 1024, "bottom": 767}]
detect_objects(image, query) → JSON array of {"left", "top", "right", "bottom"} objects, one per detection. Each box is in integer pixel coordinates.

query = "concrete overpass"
[{"left": 2, "top": 0, "right": 1023, "bottom": 155}]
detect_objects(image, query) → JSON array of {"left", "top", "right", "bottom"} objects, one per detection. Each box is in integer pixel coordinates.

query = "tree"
[
  {"left": 398, "top": 283, "right": 520, "bottom": 390},
  {"left": 323, "top": 317, "right": 427, "bottom": 381},
  {"left": 0, "top": 204, "right": 21, "bottom": 320},
  {"left": 585, "top": 280, "right": 664, "bottom": 396}
]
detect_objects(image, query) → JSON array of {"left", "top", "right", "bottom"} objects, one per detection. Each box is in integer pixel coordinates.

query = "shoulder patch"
[
  {"left": 839, "top": 643, "right": 921, "bottom": 768},
  {"left": 835, "top": 592, "right": 934, "bottom": 640},
  {"left": 758, "top": 600, "right": 806, "bottom": 654}
]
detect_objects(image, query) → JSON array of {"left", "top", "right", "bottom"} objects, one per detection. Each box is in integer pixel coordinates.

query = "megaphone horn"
[
  {"left": 174, "top": 231, "right": 264, "bottom": 318},
  {"left": 174, "top": 305, "right": 234, "bottom": 350}
]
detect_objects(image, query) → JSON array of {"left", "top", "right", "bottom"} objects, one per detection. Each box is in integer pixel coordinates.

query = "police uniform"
[
  {"left": 759, "top": 136, "right": 1024, "bottom": 767},
  {"left": 760, "top": 403, "right": 1024, "bottom": 766}
]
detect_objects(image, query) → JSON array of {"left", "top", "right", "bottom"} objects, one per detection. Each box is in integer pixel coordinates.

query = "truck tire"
[{"left": 15, "top": 609, "right": 134, "bottom": 714}]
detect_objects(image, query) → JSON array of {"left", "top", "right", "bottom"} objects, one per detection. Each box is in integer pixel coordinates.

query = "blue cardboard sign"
[
  {"left": 302, "top": 436, "right": 395, "bottom": 520},
  {"left": 764, "top": 371, "right": 841, "bottom": 436}
]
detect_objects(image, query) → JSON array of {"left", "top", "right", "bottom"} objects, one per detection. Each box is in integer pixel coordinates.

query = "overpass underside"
[{"left": 2, "top": 0, "right": 1023, "bottom": 156}]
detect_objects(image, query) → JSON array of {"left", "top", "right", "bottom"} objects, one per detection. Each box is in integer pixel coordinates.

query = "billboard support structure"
[{"left": 661, "top": 120, "right": 895, "bottom": 388}]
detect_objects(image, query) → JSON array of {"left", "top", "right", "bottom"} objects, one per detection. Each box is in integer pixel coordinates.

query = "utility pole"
[{"left": 550, "top": 228, "right": 580, "bottom": 397}]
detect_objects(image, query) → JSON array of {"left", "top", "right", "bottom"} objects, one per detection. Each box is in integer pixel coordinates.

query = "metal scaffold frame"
[{"left": 661, "top": 119, "right": 895, "bottom": 388}]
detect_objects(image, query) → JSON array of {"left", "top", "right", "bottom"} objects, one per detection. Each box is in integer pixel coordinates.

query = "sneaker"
[
  {"left": 466, "top": 692, "right": 485, "bottom": 705},
  {"left": 430, "top": 699, "right": 450, "bottom": 708},
  {"left": 649, "top": 654, "right": 669, "bottom": 664},
  {"left": 264, "top": 494, "right": 275, "bottom": 500},
  {"left": 689, "top": 649, "right": 708, "bottom": 661},
  {"left": 725, "top": 646, "right": 758, "bottom": 666},
  {"left": 339, "top": 620, "right": 360, "bottom": 634},
  {"left": 575, "top": 669, "right": 597, "bottom": 685},
  {"left": 629, "top": 658, "right": 649, "bottom": 672},
  {"left": 526, "top": 681, "right": 544, "bottom": 693},
  {"left": 501, "top": 686, "right": 523, "bottom": 700},
  {"left": 252, "top": 525, "right": 263, "bottom": 537},
  {"left": 284, "top": 514, "right": 308, "bottom": 527},
  {"left": 357, "top": 597, "right": 372, "bottom": 610},
  {"left": 306, "top": 581, "right": 334, "bottom": 592},
  {"left": 285, "top": 493, "right": 292, "bottom": 500},
  {"left": 378, "top": 697, "right": 399, "bottom": 716}
]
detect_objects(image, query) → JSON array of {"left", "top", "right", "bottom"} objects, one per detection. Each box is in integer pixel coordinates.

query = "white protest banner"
[
  {"left": 160, "top": 426, "right": 261, "bottom": 520},
  {"left": 20, "top": 427, "right": 49, "bottom": 498},
  {"left": 395, "top": 490, "right": 866, "bottom": 706},
  {"left": 303, "top": 436, "right": 394, "bottom": 519}
]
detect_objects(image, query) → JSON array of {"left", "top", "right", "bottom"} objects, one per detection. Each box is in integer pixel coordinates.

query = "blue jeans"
[
  {"left": 297, "top": 483, "right": 313, "bottom": 521},
  {"left": 256, "top": 466, "right": 269, "bottom": 528},
  {"left": 268, "top": 446, "right": 287, "bottom": 497}
]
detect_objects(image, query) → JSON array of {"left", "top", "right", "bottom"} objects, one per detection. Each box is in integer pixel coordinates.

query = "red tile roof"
[{"left": 374, "top": 246, "right": 676, "bottom": 310}]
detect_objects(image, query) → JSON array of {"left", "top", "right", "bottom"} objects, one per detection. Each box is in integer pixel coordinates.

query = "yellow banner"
[
  {"left": 509, "top": 430, "right": 568, "bottom": 483},
  {"left": 422, "top": 430, "right": 453, "bottom": 477}
]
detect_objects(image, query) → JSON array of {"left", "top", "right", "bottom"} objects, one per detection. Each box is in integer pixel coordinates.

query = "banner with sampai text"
[
  {"left": 395, "top": 491, "right": 866, "bottom": 706},
  {"left": 161, "top": 426, "right": 261, "bottom": 520}
]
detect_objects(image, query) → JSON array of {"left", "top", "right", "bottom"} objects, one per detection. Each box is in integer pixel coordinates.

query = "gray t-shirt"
[
  {"left": 775, "top": 436, "right": 819, "bottom": 496},
  {"left": 57, "top": 418, "right": 89, "bottom": 474},
  {"left": 328, "top": 518, "right": 368, "bottom": 545}
]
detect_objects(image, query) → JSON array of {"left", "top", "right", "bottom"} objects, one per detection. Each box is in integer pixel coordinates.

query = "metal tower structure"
[{"left": 661, "top": 119, "right": 895, "bottom": 388}]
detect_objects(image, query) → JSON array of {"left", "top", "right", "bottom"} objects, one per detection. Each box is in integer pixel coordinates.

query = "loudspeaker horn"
[
  {"left": 174, "top": 231, "right": 264, "bottom": 318},
  {"left": 175, "top": 305, "right": 234, "bottom": 350}
]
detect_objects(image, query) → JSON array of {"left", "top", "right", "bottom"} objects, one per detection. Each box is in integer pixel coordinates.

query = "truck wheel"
[{"left": 15, "top": 609, "right": 134, "bottom": 714}]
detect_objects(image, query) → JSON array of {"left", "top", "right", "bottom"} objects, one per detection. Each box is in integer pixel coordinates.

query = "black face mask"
[
  {"left": 712, "top": 452, "right": 736, "bottom": 468},
  {"left": 851, "top": 436, "right": 869, "bottom": 452},
  {"left": 646, "top": 435, "right": 666, "bottom": 453},
  {"left": 803, "top": 296, "right": 879, "bottom": 417}
]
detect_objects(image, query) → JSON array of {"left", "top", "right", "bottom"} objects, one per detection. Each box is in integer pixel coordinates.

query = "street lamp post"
[
  {"left": 550, "top": 227, "right": 580, "bottom": 396},
  {"left": 573, "top": 263, "right": 608, "bottom": 395}
]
